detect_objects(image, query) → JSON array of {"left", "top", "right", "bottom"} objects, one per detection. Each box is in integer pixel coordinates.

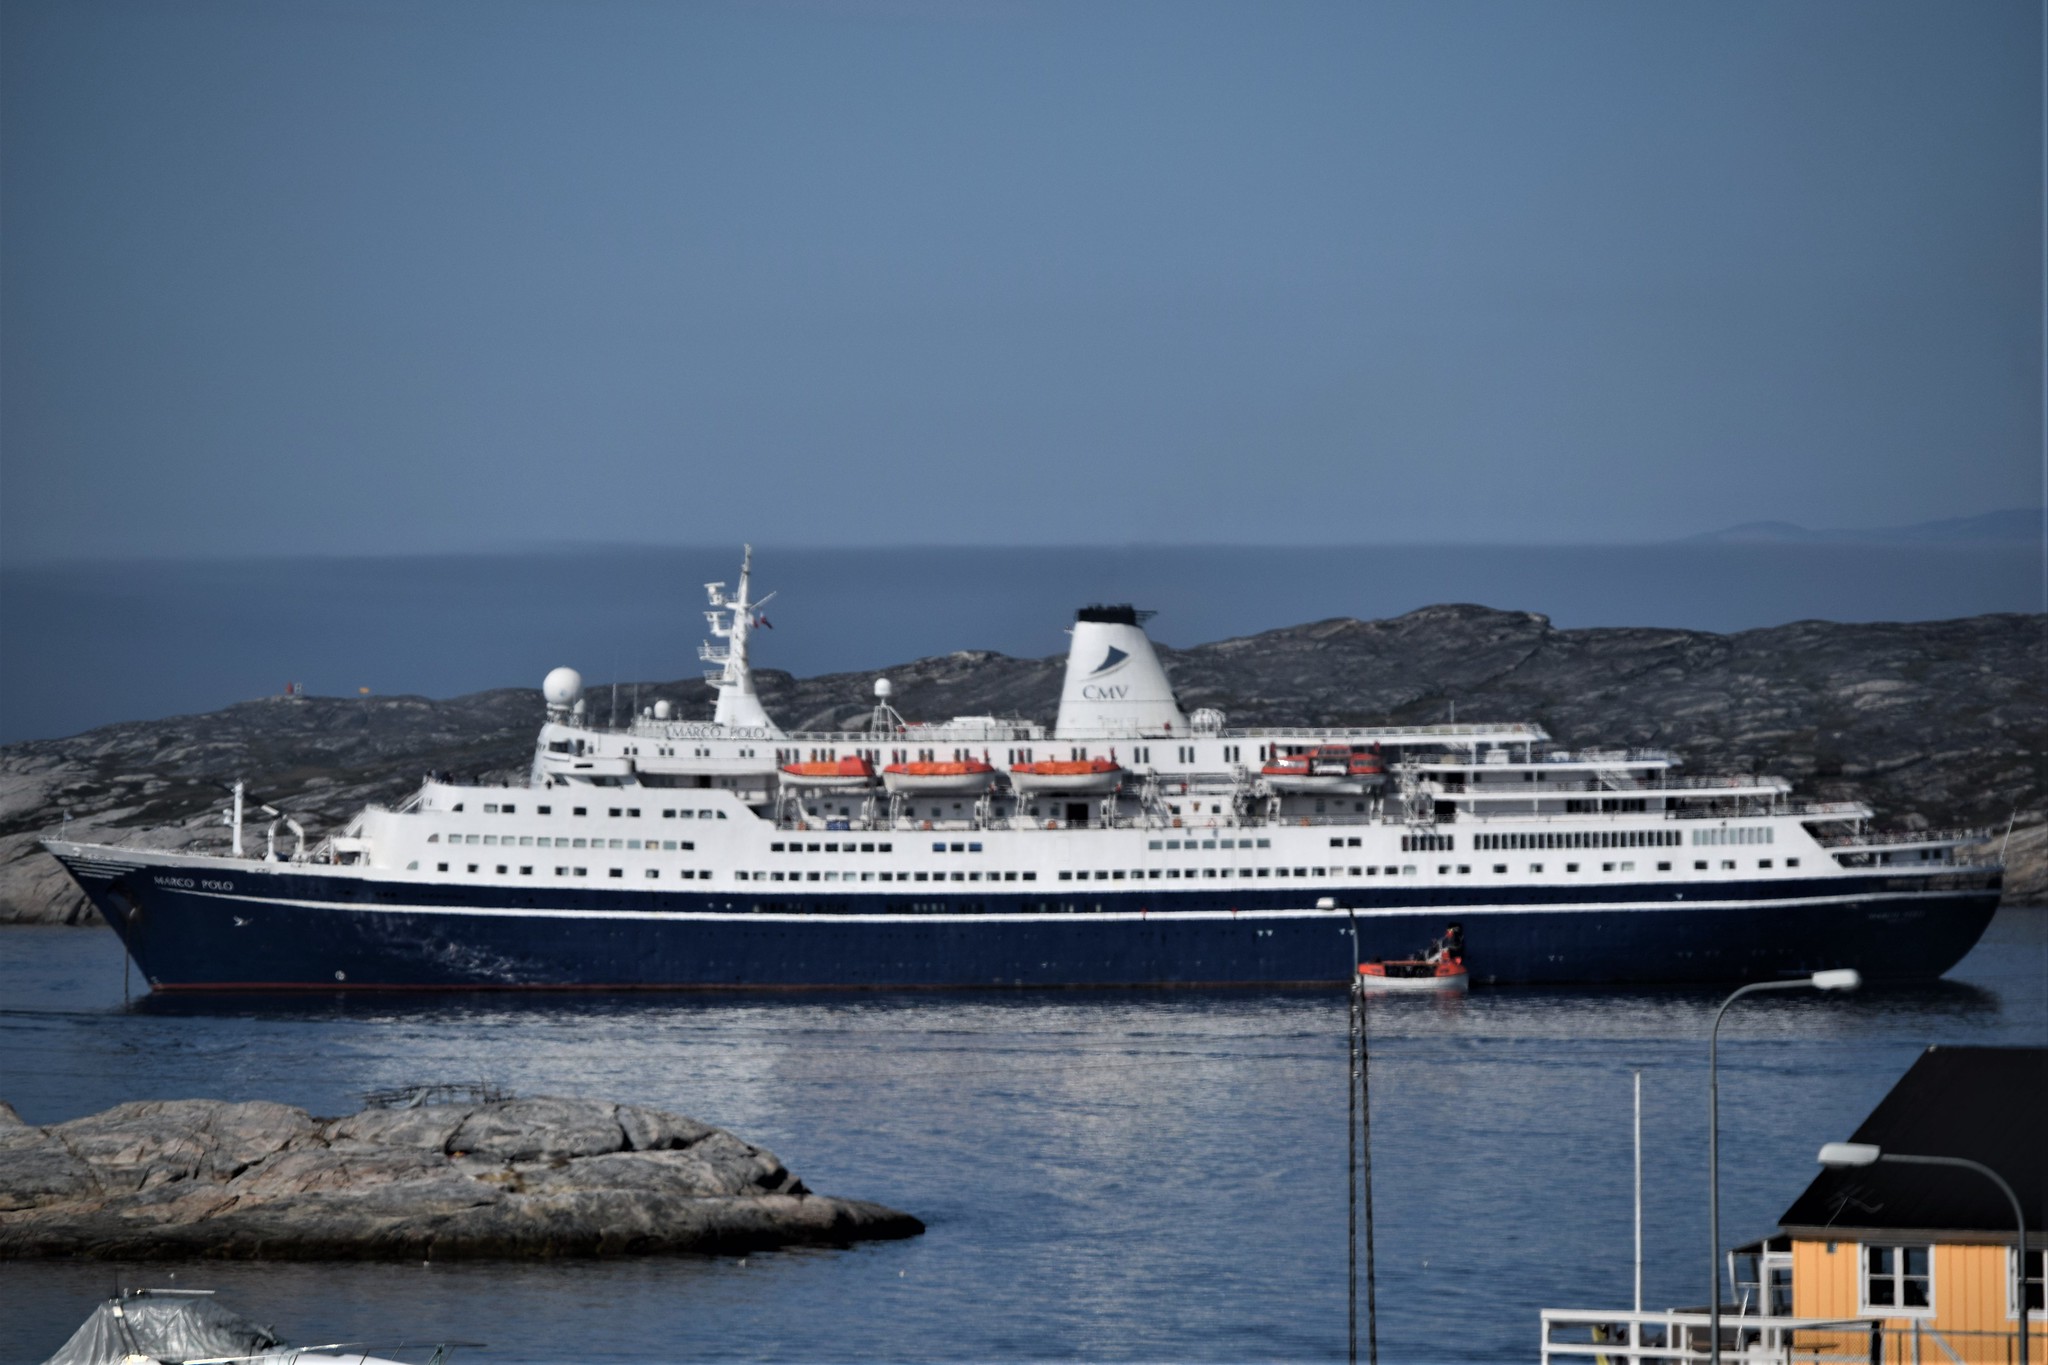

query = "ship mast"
[{"left": 702, "top": 544, "right": 782, "bottom": 733}]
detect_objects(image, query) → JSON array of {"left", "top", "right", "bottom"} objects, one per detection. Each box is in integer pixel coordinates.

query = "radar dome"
[
  {"left": 653, "top": 699, "right": 672, "bottom": 720},
  {"left": 874, "top": 678, "right": 893, "bottom": 698},
  {"left": 543, "top": 667, "right": 584, "bottom": 708}
]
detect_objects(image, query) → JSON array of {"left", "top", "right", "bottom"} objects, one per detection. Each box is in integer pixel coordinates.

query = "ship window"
[
  {"left": 502, "top": 805, "right": 515, "bottom": 815},
  {"left": 609, "top": 808, "right": 622, "bottom": 818},
  {"left": 1166, "top": 840, "right": 1180, "bottom": 850},
  {"left": 1059, "top": 872, "right": 1073, "bottom": 881},
  {"left": 772, "top": 843, "right": 785, "bottom": 852},
  {"left": 1602, "top": 862, "right": 1615, "bottom": 872},
  {"left": 437, "top": 862, "right": 449, "bottom": 872},
  {"left": 573, "top": 807, "right": 587, "bottom": 816},
  {"left": 1202, "top": 840, "right": 1217, "bottom": 850},
  {"left": 1657, "top": 861, "right": 1671, "bottom": 871},
  {"left": 575, "top": 867, "right": 588, "bottom": 876},
  {"left": 1759, "top": 859, "right": 1773, "bottom": 869},
  {"left": 610, "top": 868, "right": 623, "bottom": 878},
  {"left": 1566, "top": 863, "right": 1579, "bottom": 873},
  {"left": 806, "top": 843, "right": 820, "bottom": 852},
  {"left": 1022, "top": 872, "right": 1036, "bottom": 881},
  {"left": 661, "top": 840, "right": 676, "bottom": 851},
  {"left": 451, "top": 803, "right": 464, "bottom": 812},
  {"left": 969, "top": 843, "right": 982, "bottom": 853},
  {"left": 917, "top": 872, "right": 931, "bottom": 882},
  {"left": 952, "top": 871, "right": 967, "bottom": 882},
  {"left": 1530, "top": 864, "right": 1543, "bottom": 874},
  {"left": 1787, "top": 858, "right": 1799, "bottom": 867},
  {"left": 861, "top": 843, "right": 874, "bottom": 852},
  {"left": 555, "top": 866, "right": 566, "bottom": 876},
  {"left": 880, "top": 843, "right": 892, "bottom": 852},
  {"left": 714, "top": 811, "right": 725, "bottom": 819},
  {"left": 520, "top": 866, "right": 532, "bottom": 875},
  {"left": 467, "top": 863, "right": 479, "bottom": 873},
  {"left": 484, "top": 804, "right": 498, "bottom": 814},
  {"left": 1330, "top": 838, "right": 1344, "bottom": 849},
  {"left": 1257, "top": 839, "right": 1271, "bottom": 849},
  {"left": 1300, "top": 868, "right": 1312, "bottom": 877},
  {"left": 495, "top": 864, "right": 507, "bottom": 874},
  {"left": 933, "top": 843, "right": 946, "bottom": 853},
  {"left": 1619, "top": 861, "right": 1634, "bottom": 872},
  {"left": 608, "top": 839, "right": 623, "bottom": 849},
  {"left": 626, "top": 840, "right": 641, "bottom": 850},
  {"left": 1348, "top": 838, "right": 1362, "bottom": 847},
  {"left": 537, "top": 806, "right": 551, "bottom": 815},
  {"left": 1722, "top": 860, "right": 1735, "bottom": 870},
  {"left": 518, "top": 836, "right": 533, "bottom": 847},
  {"left": 1695, "top": 860, "right": 1708, "bottom": 870},
  {"left": 628, "top": 808, "right": 640, "bottom": 818},
  {"left": 1493, "top": 865, "right": 1506, "bottom": 874},
  {"left": 951, "top": 843, "right": 965, "bottom": 853},
  {"left": 428, "top": 834, "right": 440, "bottom": 843},
  {"left": 1112, "top": 870, "right": 1126, "bottom": 880}
]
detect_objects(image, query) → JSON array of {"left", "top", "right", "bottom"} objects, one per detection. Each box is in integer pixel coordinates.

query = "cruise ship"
[{"left": 45, "top": 549, "right": 2002, "bottom": 991}]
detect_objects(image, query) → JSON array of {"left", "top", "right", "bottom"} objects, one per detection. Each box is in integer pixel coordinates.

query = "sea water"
[{"left": 2, "top": 908, "right": 2041, "bottom": 1363}]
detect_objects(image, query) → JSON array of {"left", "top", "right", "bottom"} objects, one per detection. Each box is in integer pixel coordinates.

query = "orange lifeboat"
[
  {"left": 1008, "top": 757, "right": 1124, "bottom": 795},
  {"left": 1261, "top": 744, "right": 1384, "bottom": 793},
  {"left": 779, "top": 756, "right": 878, "bottom": 789},
  {"left": 882, "top": 759, "right": 997, "bottom": 795}
]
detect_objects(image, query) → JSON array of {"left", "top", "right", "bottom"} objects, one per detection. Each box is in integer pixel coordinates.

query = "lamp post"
[
  {"left": 1817, "top": 1143, "right": 2029, "bottom": 1365},
  {"left": 1318, "top": 897, "right": 1376, "bottom": 1365},
  {"left": 1708, "top": 969, "right": 1861, "bottom": 1364}
]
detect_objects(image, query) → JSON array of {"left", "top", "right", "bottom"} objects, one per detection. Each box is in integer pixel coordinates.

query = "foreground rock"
[
  {"left": 3, "top": 606, "right": 2041, "bottom": 922},
  {"left": 0, "top": 1096, "right": 921, "bottom": 1260}
]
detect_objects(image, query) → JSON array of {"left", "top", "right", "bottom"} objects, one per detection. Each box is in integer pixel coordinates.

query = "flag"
[{"left": 754, "top": 615, "right": 773, "bottom": 629}]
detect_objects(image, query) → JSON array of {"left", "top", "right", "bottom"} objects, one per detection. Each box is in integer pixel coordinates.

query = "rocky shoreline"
[
  {"left": 0, "top": 1096, "right": 922, "bottom": 1260},
  {"left": 3, "top": 605, "right": 2041, "bottom": 923}
]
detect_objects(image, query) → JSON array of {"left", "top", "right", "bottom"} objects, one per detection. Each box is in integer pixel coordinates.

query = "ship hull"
[{"left": 53, "top": 849, "right": 2001, "bottom": 991}]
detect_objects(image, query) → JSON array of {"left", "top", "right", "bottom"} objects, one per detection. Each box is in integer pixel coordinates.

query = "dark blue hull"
[{"left": 56, "top": 852, "right": 2003, "bottom": 990}]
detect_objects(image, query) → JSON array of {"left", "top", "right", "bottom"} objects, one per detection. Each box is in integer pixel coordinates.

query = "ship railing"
[
  {"left": 1404, "top": 747, "right": 1675, "bottom": 766},
  {"left": 1542, "top": 1310, "right": 2035, "bottom": 1364},
  {"left": 1410, "top": 775, "right": 1788, "bottom": 795},
  {"left": 1817, "top": 827, "right": 1988, "bottom": 849}
]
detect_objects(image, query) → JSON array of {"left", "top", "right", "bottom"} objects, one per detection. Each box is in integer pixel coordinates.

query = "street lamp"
[
  {"left": 1708, "top": 970, "right": 1861, "bottom": 1363},
  {"left": 1817, "top": 1143, "right": 2029, "bottom": 1365}
]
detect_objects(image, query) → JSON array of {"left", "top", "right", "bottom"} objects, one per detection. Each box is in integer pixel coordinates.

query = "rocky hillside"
[{"left": 3, "top": 606, "right": 2040, "bottom": 923}]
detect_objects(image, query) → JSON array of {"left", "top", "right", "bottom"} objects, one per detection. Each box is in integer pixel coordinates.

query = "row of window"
[
  {"left": 743, "top": 870, "right": 1037, "bottom": 883},
  {"left": 1693, "top": 826, "right": 1773, "bottom": 846},
  {"left": 431, "top": 863, "right": 712, "bottom": 879},
  {"left": 1149, "top": 837, "right": 1274, "bottom": 851},
  {"left": 1857, "top": 1243, "right": 2045, "bottom": 1318},
  {"left": 770, "top": 841, "right": 897, "bottom": 853},
  {"left": 421, "top": 855, "right": 1793, "bottom": 880},
  {"left": 432, "top": 834, "right": 696, "bottom": 850},
  {"left": 473, "top": 802, "right": 727, "bottom": 820},
  {"left": 1473, "top": 830, "right": 1685, "bottom": 850},
  {"left": 1402, "top": 834, "right": 1454, "bottom": 852}
]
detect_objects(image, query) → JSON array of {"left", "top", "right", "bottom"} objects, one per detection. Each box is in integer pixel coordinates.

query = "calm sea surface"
[
  {"left": 2, "top": 910, "right": 2042, "bottom": 1364},
  {"left": 2, "top": 541, "right": 2037, "bottom": 744}
]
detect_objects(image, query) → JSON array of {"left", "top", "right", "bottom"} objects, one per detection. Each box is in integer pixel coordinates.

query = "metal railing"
[
  {"left": 1542, "top": 1310, "right": 2038, "bottom": 1364},
  {"left": 1817, "top": 828, "right": 1988, "bottom": 849}
]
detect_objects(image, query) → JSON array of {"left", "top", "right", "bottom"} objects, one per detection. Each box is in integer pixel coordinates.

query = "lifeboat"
[
  {"left": 1261, "top": 744, "right": 1385, "bottom": 793},
  {"left": 1007, "top": 757, "right": 1124, "bottom": 795},
  {"left": 778, "top": 756, "right": 877, "bottom": 789},
  {"left": 1358, "top": 924, "right": 1469, "bottom": 993},
  {"left": 881, "top": 759, "right": 997, "bottom": 795}
]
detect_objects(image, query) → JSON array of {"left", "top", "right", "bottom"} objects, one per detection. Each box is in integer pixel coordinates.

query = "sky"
[{"left": 1, "top": 0, "right": 2040, "bottom": 561}]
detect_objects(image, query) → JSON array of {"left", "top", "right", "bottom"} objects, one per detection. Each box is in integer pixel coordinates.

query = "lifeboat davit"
[
  {"left": 1261, "top": 744, "right": 1384, "bottom": 793},
  {"left": 779, "top": 756, "right": 877, "bottom": 789},
  {"left": 1008, "top": 757, "right": 1124, "bottom": 795},
  {"left": 882, "top": 760, "right": 997, "bottom": 795},
  {"left": 1358, "top": 924, "right": 1469, "bottom": 994}
]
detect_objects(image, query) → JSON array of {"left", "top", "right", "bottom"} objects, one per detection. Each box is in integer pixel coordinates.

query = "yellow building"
[{"left": 1748, "top": 1045, "right": 2044, "bottom": 1363}]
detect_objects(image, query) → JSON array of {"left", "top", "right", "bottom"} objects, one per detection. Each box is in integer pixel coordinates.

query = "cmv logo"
[
  {"left": 1081, "top": 684, "right": 1130, "bottom": 700},
  {"left": 1088, "top": 646, "right": 1129, "bottom": 677}
]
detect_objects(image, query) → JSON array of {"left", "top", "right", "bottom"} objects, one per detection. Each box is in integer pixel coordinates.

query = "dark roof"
[{"left": 1778, "top": 1046, "right": 2045, "bottom": 1241}]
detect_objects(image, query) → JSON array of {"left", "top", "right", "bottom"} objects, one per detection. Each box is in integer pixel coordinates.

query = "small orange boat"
[
  {"left": 882, "top": 759, "right": 997, "bottom": 795},
  {"left": 778, "top": 756, "right": 878, "bottom": 789},
  {"left": 1359, "top": 923, "right": 1469, "bottom": 993},
  {"left": 1008, "top": 757, "right": 1123, "bottom": 795}
]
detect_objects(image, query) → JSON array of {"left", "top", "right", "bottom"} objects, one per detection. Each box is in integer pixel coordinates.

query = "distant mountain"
[{"left": 1686, "top": 508, "right": 2042, "bottom": 545}]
